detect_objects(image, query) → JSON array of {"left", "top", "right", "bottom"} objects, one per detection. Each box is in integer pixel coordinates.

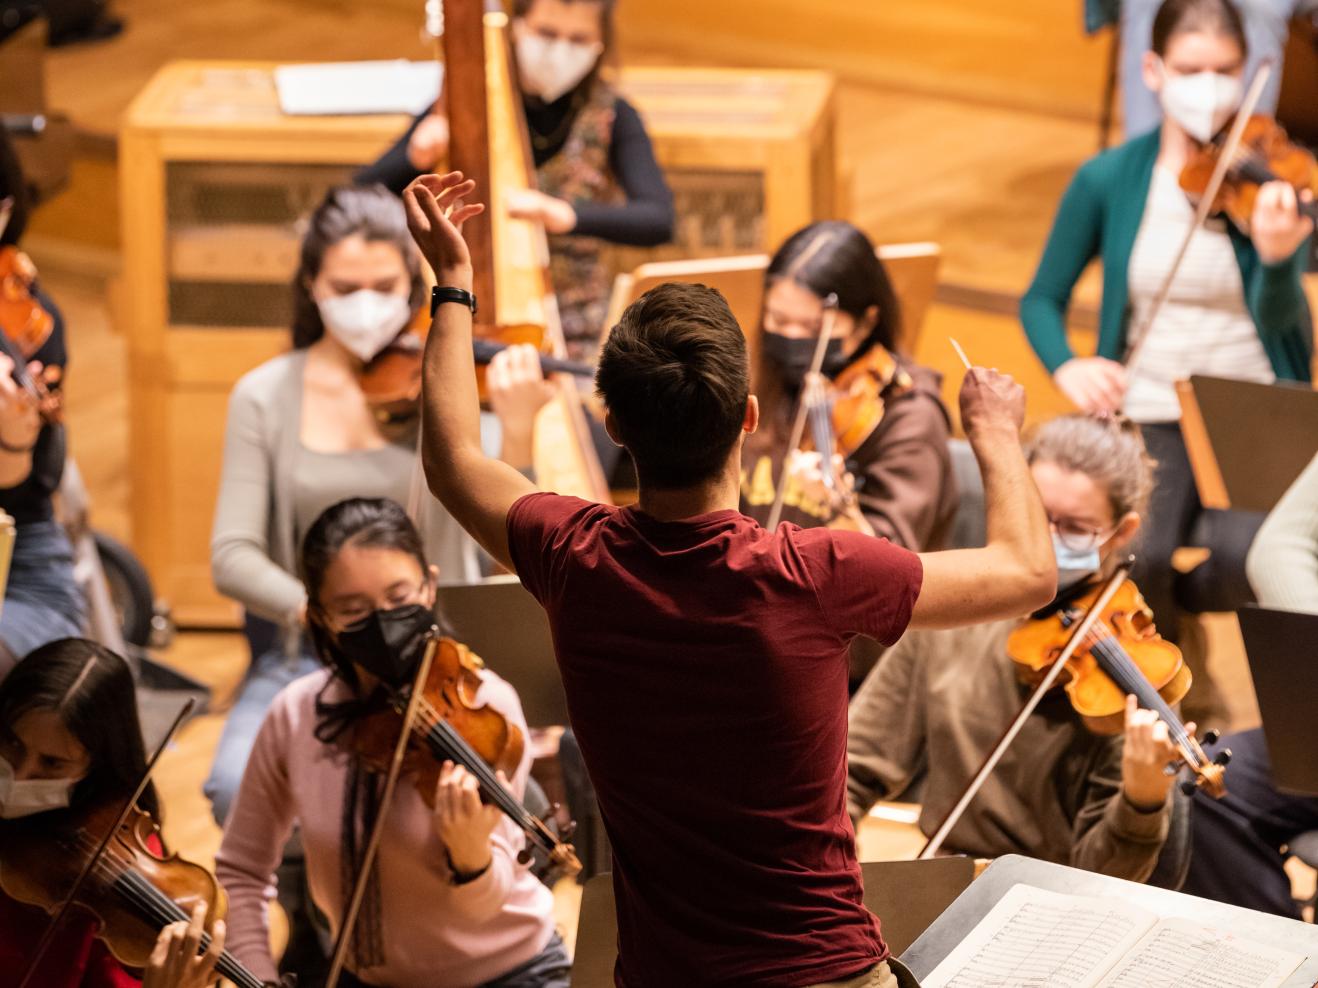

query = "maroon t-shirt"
[{"left": 506, "top": 494, "right": 924, "bottom": 988}]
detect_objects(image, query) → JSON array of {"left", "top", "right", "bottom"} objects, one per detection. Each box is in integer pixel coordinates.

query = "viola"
[
  {"left": 1180, "top": 114, "right": 1318, "bottom": 233},
  {"left": 0, "top": 245, "right": 62, "bottom": 424},
  {"left": 1006, "top": 575, "right": 1229, "bottom": 798},
  {"left": 0, "top": 801, "right": 268, "bottom": 988},
  {"left": 350, "top": 634, "right": 581, "bottom": 875}
]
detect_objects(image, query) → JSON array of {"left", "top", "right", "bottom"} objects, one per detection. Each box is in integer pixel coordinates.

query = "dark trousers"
[
  {"left": 1182, "top": 728, "right": 1318, "bottom": 919},
  {"left": 337, "top": 934, "right": 571, "bottom": 988},
  {"left": 1131, "top": 424, "right": 1264, "bottom": 642}
]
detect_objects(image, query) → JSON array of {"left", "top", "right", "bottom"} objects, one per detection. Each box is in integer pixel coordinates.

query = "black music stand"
[
  {"left": 900, "top": 854, "right": 1318, "bottom": 984},
  {"left": 1238, "top": 605, "right": 1318, "bottom": 796},
  {"left": 1177, "top": 375, "right": 1318, "bottom": 513},
  {"left": 435, "top": 575, "right": 566, "bottom": 728},
  {"left": 570, "top": 857, "right": 975, "bottom": 988}
]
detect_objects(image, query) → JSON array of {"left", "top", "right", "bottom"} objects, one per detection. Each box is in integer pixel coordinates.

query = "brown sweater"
[
  {"left": 740, "top": 361, "right": 958, "bottom": 552},
  {"left": 847, "top": 621, "right": 1171, "bottom": 883}
]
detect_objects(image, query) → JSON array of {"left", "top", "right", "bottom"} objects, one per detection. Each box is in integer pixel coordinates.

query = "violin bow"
[
  {"left": 16, "top": 697, "right": 196, "bottom": 988},
  {"left": 916, "top": 564, "right": 1131, "bottom": 860},
  {"left": 1123, "top": 61, "right": 1272, "bottom": 379},
  {"left": 324, "top": 636, "right": 439, "bottom": 988},
  {"left": 766, "top": 293, "right": 840, "bottom": 531}
]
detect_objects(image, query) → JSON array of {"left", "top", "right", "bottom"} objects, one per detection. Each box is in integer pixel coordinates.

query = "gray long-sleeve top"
[
  {"left": 1247, "top": 452, "right": 1318, "bottom": 614},
  {"left": 210, "top": 351, "right": 483, "bottom": 645},
  {"left": 847, "top": 621, "right": 1171, "bottom": 883}
]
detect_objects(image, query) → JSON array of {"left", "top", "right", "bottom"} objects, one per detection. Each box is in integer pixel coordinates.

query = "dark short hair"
[
  {"left": 1151, "top": 0, "right": 1247, "bottom": 58},
  {"left": 596, "top": 282, "right": 749, "bottom": 489},
  {"left": 765, "top": 220, "right": 903, "bottom": 357},
  {"left": 0, "top": 639, "right": 158, "bottom": 819},
  {"left": 291, "top": 184, "right": 423, "bottom": 349}
]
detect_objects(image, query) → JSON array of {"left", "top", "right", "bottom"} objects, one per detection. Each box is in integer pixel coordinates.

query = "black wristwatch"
[{"left": 431, "top": 286, "right": 478, "bottom": 317}]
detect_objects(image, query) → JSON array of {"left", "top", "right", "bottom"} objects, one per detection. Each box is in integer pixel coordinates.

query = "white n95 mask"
[
  {"left": 318, "top": 290, "right": 412, "bottom": 362},
  {"left": 1159, "top": 64, "right": 1242, "bottom": 143},
  {"left": 515, "top": 32, "right": 603, "bottom": 104},
  {"left": 0, "top": 755, "right": 76, "bottom": 819}
]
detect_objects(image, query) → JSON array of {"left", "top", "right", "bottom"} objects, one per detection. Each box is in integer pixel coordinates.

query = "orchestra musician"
[
  {"left": 215, "top": 497, "right": 568, "bottom": 988},
  {"left": 1178, "top": 453, "right": 1318, "bottom": 917},
  {"left": 1021, "top": 0, "right": 1313, "bottom": 645},
  {"left": 0, "top": 131, "right": 84, "bottom": 676},
  {"left": 406, "top": 170, "right": 1055, "bottom": 987},
  {"left": 359, "top": 0, "right": 675, "bottom": 362},
  {"left": 739, "top": 221, "right": 958, "bottom": 550},
  {"left": 848, "top": 414, "right": 1187, "bottom": 885},
  {"left": 0, "top": 639, "right": 225, "bottom": 988}
]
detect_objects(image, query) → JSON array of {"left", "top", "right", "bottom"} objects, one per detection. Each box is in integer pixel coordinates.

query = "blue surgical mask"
[{"left": 1054, "top": 534, "right": 1100, "bottom": 592}]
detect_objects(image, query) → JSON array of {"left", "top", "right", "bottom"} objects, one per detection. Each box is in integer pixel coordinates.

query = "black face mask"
[
  {"left": 328, "top": 603, "right": 437, "bottom": 688},
  {"left": 761, "top": 331, "right": 849, "bottom": 385}
]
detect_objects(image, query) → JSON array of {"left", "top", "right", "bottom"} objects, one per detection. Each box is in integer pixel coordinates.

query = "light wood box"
[{"left": 120, "top": 60, "right": 840, "bottom": 626}]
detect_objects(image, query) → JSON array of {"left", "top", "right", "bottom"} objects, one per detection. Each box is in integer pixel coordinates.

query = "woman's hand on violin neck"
[
  {"left": 488, "top": 343, "right": 556, "bottom": 465},
  {"left": 1120, "top": 695, "right": 1185, "bottom": 812},
  {"left": 1251, "top": 180, "right": 1315, "bottom": 265},
  {"left": 402, "top": 172, "right": 485, "bottom": 288},
  {"left": 1052, "top": 358, "right": 1126, "bottom": 417},
  {"left": 143, "top": 901, "right": 225, "bottom": 988},
  {"left": 432, "top": 760, "right": 502, "bottom": 877}
]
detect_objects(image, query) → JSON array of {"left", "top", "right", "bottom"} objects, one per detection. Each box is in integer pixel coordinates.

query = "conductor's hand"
[
  {"left": 1121, "top": 695, "right": 1185, "bottom": 812},
  {"left": 958, "top": 366, "right": 1026, "bottom": 444},
  {"left": 433, "top": 760, "right": 503, "bottom": 878},
  {"left": 406, "top": 112, "right": 451, "bottom": 171},
  {"left": 402, "top": 172, "right": 486, "bottom": 290},
  {"left": 142, "top": 902, "right": 224, "bottom": 988}
]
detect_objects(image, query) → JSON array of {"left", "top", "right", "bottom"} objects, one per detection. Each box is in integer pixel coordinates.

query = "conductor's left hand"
[{"left": 403, "top": 171, "right": 487, "bottom": 290}]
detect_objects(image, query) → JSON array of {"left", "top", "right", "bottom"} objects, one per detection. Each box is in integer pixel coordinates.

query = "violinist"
[
  {"left": 408, "top": 171, "right": 1055, "bottom": 987},
  {"left": 206, "top": 184, "right": 557, "bottom": 826},
  {"left": 1022, "top": 0, "right": 1313, "bottom": 645},
  {"left": 739, "top": 221, "right": 958, "bottom": 550},
  {"left": 0, "top": 130, "right": 84, "bottom": 675},
  {"left": 0, "top": 638, "right": 224, "bottom": 988},
  {"left": 849, "top": 414, "right": 1186, "bottom": 884},
  {"left": 214, "top": 496, "right": 566, "bottom": 988},
  {"left": 358, "top": 0, "right": 675, "bottom": 362}
]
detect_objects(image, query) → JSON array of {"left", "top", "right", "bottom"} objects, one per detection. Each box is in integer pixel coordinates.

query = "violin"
[
  {"left": 350, "top": 634, "right": 582, "bottom": 875},
  {"left": 793, "top": 345, "right": 911, "bottom": 532},
  {"left": 1180, "top": 114, "right": 1318, "bottom": 233},
  {"left": 0, "top": 246, "right": 62, "bottom": 424},
  {"left": 0, "top": 800, "right": 268, "bottom": 988},
  {"left": 1006, "top": 574, "right": 1229, "bottom": 798}
]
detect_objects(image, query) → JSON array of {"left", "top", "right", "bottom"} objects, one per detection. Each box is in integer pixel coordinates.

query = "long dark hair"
[
  {"left": 764, "top": 221, "right": 903, "bottom": 359},
  {"left": 290, "top": 184, "right": 423, "bottom": 349},
  {"left": 0, "top": 130, "right": 30, "bottom": 248},
  {"left": 0, "top": 639, "right": 159, "bottom": 819},
  {"left": 300, "top": 498, "right": 435, "bottom": 738},
  {"left": 1151, "top": 0, "right": 1247, "bottom": 58}
]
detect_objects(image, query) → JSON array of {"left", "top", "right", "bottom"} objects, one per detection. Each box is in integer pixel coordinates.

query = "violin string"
[
  {"left": 1076, "top": 620, "right": 1202, "bottom": 764},
  {"left": 63, "top": 831, "right": 264, "bottom": 988},
  {"left": 407, "top": 697, "right": 556, "bottom": 849}
]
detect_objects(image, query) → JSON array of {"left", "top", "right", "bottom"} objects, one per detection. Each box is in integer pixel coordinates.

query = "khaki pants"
[{"left": 805, "top": 959, "right": 899, "bottom": 988}]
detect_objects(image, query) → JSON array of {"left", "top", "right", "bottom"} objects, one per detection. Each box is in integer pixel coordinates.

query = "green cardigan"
[{"left": 1020, "top": 130, "right": 1313, "bottom": 384}]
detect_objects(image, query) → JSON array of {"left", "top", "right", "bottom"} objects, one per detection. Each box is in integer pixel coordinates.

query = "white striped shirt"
[{"left": 1124, "top": 165, "right": 1274, "bottom": 424}]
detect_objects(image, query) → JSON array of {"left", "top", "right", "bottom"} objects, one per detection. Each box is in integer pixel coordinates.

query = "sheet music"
[
  {"left": 1097, "top": 917, "right": 1304, "bottom": 987},
  {"left": 274, "top": 61, "right": 442, "bottom": 116},
  {"left": 923, "top": 884, "right": 1153, "bottom": 988}
]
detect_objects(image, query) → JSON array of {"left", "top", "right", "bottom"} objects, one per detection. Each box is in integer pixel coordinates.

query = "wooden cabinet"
[{"left": 120, "top": 60, "right": 838, "bottom": 625}]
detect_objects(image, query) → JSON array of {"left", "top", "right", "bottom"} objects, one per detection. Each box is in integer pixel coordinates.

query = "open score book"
[{"left": 923, "top": 884, "right": 1307, "bottom": 988}]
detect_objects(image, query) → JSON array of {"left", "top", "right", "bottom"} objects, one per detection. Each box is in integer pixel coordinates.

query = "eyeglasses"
[
  {"left": 322, "top": 581, "right": 429, "bottom": 629},
  {"left": 1049, "top": 518, "right": 1116, "bottom": 552}
]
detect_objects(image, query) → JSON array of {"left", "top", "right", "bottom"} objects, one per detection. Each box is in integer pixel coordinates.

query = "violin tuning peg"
[
  {"left": 1179, "top": 779, "right": 1199, "bottom": 797},
  {"left": 1203, "top": 728, "right": 1220, "bottom": 746},
  {"left": 517, "top": 848, "right": 533, "bottom": 865},
  {"left": 1215, "top": 748, "right": 1232, "bottom": 766}
]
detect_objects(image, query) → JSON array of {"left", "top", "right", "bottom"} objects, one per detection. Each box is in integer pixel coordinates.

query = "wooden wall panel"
[{"left": 617, "top": 0, "right": 1111, "bottom": 121}]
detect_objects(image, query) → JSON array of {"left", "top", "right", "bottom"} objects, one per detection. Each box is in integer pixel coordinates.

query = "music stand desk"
[{"left": 900, "top": 854, "right": 1318, "bottom": 984}]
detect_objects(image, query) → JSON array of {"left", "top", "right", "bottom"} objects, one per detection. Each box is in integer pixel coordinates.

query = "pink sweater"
[{"left": 215, "top": 669, "right": 556, "bottom": 988}]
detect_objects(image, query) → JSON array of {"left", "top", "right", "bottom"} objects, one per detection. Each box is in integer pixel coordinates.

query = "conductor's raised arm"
[
  {"left": 405, "top": 172, "right": 538, "bottom": 571},
  {"left": 910, "top": 367, "right": 1056, "bottom": 628}
]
